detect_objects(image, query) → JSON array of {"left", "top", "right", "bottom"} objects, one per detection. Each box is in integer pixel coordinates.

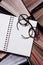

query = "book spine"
[
  {"left": 3, "top": 16, "right": 14, "bottom": 51},
  {"left": 31, "top": 52, "right": 41, "bottom": 65}
]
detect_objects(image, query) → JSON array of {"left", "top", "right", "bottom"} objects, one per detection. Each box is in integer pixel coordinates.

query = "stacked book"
[
  {"left": 22, "top": 0, "right": 43, "bottom": 26},
  {"left": 0, "top": 0, "right": 43, "bottom": 65},
  {"left": 30, "top": 31, "right": 43, "bottom": 65},
  {"left": 0, "top": 53, "right": 29, "bottom": 65},
  {"left": 22, "top": 0, "right": 43, "bottom": 65}
]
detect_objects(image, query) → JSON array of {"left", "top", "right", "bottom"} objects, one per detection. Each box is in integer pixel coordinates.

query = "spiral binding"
[{"left": 3, "top": 16, "right": 14, "bottom": 51}]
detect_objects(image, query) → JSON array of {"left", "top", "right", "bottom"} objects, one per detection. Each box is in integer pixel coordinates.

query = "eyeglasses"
[{"left": 17, "top": 14, "right": 39, "bottom": 39}]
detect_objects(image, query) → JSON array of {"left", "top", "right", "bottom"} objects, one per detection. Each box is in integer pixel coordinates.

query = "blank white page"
[
  {"left": 0, "top": 13, "right": 10, "bottom": 50},
  {"left": 7, "top": 17, "right": 37, "bottom": 56}
]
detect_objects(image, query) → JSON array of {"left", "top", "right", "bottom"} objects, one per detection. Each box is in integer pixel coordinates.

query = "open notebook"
[{"left": 0, "top": 13, "right": 37, "bottom": 57}]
